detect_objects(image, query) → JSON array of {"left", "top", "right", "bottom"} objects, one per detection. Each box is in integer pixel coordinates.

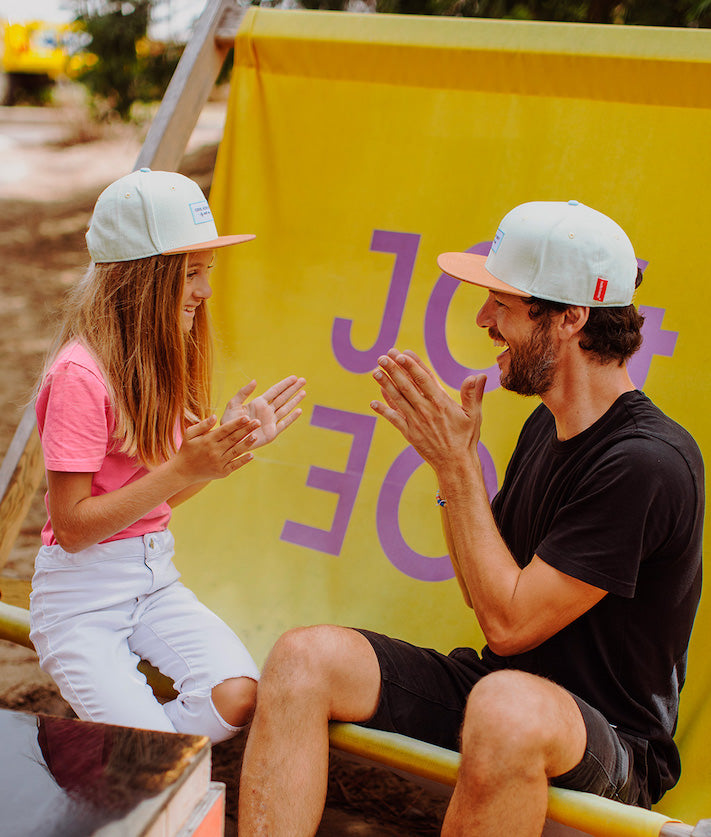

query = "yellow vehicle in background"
[{"left": 1, "top": 19, "right": 94, "bottom": 104}]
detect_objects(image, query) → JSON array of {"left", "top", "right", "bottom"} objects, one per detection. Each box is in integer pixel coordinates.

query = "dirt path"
[{"left": 0, "top": 104, "right": 447, "bottom": 835}]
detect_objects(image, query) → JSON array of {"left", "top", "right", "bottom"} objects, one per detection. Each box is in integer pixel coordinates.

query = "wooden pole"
[{"left": 0, "top": 405, "right": 44, "bottom": 569}]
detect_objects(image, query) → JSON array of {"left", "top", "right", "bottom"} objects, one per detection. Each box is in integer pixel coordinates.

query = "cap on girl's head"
[
  {"left": 437, "top": 200, "right": 639, "bottom": 307},
  {"left": 86, "top": 168, "right": 255, "bottom": 263}
]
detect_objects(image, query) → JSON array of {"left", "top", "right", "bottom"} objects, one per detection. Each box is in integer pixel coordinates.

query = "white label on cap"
[
  {"left": 190, "top": 200, "right": 214, "bottom": 225},
  {"left": 491, "top": 227, "right": 505, "bottom": 253}
]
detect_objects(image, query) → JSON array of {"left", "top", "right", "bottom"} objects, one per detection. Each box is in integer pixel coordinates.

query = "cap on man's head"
[
  {"left": 86, "top": 168, "right": 255, "bottom": 264},
  {"left": 437, "top": 200, "right": 638, "bottom": 307}
]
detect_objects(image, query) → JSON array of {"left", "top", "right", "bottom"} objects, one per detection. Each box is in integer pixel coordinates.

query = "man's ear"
[{"left": 559, "top": 305, "right": 589, "bottom": 340}]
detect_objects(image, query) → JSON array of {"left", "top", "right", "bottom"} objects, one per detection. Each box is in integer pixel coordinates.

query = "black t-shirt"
[{"left": 486, "top": 390, "right": 704, "bottom": 804}]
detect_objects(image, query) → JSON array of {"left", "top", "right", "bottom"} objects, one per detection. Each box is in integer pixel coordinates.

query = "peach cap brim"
[
  {"left": 437, "top": 251, "right": 530, "bottom": 298},
  {"left": 162, "top": 233, "right": 256, "bottom": 255}
]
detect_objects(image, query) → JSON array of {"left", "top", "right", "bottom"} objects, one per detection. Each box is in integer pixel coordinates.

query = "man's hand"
[
  {"left": 221, "top": 375, "right": 307, "bottom": 449},
  {"left": 370, "top": 348, "right": 486, "bottom": 471}
]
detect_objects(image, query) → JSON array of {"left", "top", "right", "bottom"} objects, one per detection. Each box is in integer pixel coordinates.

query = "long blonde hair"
[{"left": 43, "top": 253, "right": 212, "bottom": 466}]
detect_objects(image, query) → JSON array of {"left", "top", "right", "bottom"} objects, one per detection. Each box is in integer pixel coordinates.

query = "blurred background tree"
[
  {"left": 6, "top": 0, "right": 704, "bottom": 115},
  {"left": 301, "top": 0, "right": 711, "bottom": 24},
  {"left": 71, "top": 0, "right": 183, "bottom": 120},
  {"left": 56, "top": 0, "right": 711, "bottom": 121},
  {"left": 4, "top": 0, "right": 711, "bottom": 113},
  {"left": 464, "top": 0, "right": 711, "bottom": 24}
]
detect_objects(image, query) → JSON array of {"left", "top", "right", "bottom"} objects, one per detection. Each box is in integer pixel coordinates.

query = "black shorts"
[{"left": 355, "top": 629, "right": 649, "bottom": 808}]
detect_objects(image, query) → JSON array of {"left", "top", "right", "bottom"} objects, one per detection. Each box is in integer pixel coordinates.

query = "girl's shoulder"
[
  {"left": 40, "top": 342, "right": 109, "bottom": 404},
  {"left": 49, "top": 341, "right": 104, "bottom": 381}
]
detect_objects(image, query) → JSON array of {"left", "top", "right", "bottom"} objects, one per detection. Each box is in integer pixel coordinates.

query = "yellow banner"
[{"left": 170, "top": 9, "right": 711, "bottom": 822}]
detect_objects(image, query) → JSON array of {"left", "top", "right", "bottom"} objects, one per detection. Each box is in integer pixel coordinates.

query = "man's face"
[{"left": 476, "top": 291, "right": 558, "bottom": 397}]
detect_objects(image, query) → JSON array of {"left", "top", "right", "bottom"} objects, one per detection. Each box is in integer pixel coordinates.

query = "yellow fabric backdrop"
[{"left": 171, "top": 9, "right": 710, "bottom": 822}]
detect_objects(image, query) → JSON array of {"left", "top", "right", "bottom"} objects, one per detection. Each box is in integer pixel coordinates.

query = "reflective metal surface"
[{"left": 0, "top": 708, "right": 207, "bottom": 836}]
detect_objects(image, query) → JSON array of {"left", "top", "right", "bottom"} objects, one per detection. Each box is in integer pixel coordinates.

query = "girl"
[{"left": 29, "top": 168, "right": 306, "bottom": 742}]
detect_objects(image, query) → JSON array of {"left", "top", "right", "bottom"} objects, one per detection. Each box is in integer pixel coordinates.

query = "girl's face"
[{"left": 181, "top": 250, "right": 214, "bottom": 333}]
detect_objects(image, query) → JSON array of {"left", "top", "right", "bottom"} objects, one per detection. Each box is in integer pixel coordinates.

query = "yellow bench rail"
[
  {"left": 0, "top": 604, "right": 703, "bottom": 837},
  {"left": 328, "top": 721, "right": 704, "bottom": 837}
]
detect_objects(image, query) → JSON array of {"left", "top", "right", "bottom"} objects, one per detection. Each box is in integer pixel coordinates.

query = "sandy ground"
[{"left": 0, "top": 99, "right": 448, "bottom": 835}]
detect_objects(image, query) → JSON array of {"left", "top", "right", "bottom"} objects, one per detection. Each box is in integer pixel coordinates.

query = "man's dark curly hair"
[{"left": 524, "top": 268, "right": 645, "bottom": 366}]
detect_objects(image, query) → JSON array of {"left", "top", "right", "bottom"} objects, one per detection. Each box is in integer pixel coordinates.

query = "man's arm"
[
  {"left": 438, "top": 503, "right": 473, "bottom": 608},
  {"left": 436, "top": 463, "right": 605, "bottom": 655},
  {"left": 371, "top": 349, "right": 605, "bottom": 656}
]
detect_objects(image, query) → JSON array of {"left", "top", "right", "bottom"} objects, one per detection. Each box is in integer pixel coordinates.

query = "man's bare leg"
[
  {"left": 238, "top": 625, "right": 381, "bottom": 836},
  {"left": 442, "top": 670, "right": 588, "bottom": 837}
]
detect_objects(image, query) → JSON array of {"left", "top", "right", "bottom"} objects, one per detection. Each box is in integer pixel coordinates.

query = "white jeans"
[{"left": 29, "top": 530, "right": 259, "bottom": 743}]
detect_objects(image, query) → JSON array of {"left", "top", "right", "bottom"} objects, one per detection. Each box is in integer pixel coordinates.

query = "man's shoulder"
[{"left": 618, "top": 391, "right": 703, "bottom": 474}]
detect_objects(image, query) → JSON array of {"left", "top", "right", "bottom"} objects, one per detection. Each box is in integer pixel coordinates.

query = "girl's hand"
[
  {"left": 221, "top": 375, "right": 307, "bottom": 449},
  {"left": 174, "top": 414, "right": 261, "bottom": 482}
]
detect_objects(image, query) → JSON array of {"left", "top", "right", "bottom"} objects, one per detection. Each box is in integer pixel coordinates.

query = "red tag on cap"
[{"left": 594, "top": 277, "right": 608, "bottom": 302}]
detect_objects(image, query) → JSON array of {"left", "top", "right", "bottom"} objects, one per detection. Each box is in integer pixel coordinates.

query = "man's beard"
[{"left": 500, "top": 318, "right": 557, "bottom": 397}]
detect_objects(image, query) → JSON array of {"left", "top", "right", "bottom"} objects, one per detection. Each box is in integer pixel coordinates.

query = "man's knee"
[
  {"left": 460, "top": 670, "right": 585, "bottom": 782},
  {"left": 259, "top": 625, "right": 352, "bottom": 700},
  {"left": 257, "top": 625, "right": 381, "bottom": 722},
  {"left": 462, "top": 672, "right": 554, "bottom": 763}
]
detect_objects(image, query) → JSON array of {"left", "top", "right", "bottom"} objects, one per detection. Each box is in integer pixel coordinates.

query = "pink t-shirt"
[{"left": 36, "top": 342, "right": 172, "bottom": 545}]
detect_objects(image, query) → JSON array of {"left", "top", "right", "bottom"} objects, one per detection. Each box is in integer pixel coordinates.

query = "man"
[{"left": 238, "top": 200, "right": 704, "bottom": 836}]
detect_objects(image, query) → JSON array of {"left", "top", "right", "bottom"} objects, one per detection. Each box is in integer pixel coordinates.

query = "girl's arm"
[
  {"left": 166, "top": 481, "right": 210, "bottom": 508},
  {"left": 48, "top": 415, "right": 259, "bottom": 552}
]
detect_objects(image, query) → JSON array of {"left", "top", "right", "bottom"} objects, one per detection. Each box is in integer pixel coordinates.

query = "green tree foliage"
[
  {"left": 443, "top": 0, "right": 711, "bottom": 23},
  {"left": 70, "top": 0, "right": 711, "bottom": 122},
  {"left": 72, "top": 0, "right": 182, "bottom": 121},
  {"left": 298, "top": 0, "right": 711, "bottom": 24}
]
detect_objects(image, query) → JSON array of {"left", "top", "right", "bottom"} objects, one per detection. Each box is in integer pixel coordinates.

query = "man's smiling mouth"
[{"left": 489, "top": 329, "right": 509, "bottom": 356}]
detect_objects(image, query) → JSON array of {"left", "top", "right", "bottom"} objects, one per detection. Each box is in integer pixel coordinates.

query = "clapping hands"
[{"left": 221, "top": 375, "right": 307, "bottom": 449}]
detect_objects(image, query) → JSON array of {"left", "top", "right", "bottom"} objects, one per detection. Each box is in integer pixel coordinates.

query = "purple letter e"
[{"left": 281, "top": 406, "right": 377, "bottom": 556}]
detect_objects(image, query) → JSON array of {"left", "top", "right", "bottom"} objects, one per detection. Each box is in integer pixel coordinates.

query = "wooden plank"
[
  {"left": 329, "top": 722, "right": 459, "bottom": 787},
  {"left": 0, "top": 403, "right": 44, "bottom": 570},
  {"left": 662, "top": 825, "right": 696, "bottom": 836},
  {"left": 0, "top": 577, "right": 32, "bottom": 608}
]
